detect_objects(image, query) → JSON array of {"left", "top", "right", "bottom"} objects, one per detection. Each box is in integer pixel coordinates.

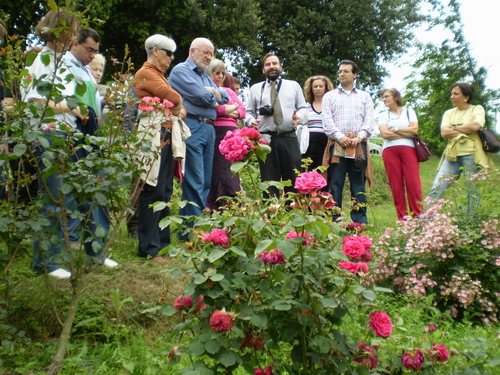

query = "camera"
[{"left": 258, "top": 105, "right": 274, "bottom": 116}]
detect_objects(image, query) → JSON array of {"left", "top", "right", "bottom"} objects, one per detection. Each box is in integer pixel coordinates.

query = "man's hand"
[
  {"left": 251, "top": 119, "right": 261, "bottom": 129},
  {"left": 292, "top": 110, "right": 301, "bottom": 126},
  {"left": 338, "top": 136, "right": 352, "bottom": 147}
]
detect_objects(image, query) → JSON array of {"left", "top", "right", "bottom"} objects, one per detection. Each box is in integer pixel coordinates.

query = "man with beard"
[
  {"left": 170, "top": 38, "right": 229, "bottom": 219},
  {"left": 245, "top": 53, "right": 308, "bottom": 196}
]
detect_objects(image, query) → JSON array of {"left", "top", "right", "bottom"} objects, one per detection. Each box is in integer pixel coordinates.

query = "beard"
[{"left": 265, "top": 69, "right": 281, "bottom": 81}]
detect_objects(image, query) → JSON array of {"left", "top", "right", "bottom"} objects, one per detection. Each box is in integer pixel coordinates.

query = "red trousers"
[{"left": 382, "top": 146, "right": 423, "bottom": 221}]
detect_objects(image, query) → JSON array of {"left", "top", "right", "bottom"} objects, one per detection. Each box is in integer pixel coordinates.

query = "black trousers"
[
  {"left": 258, "top": 134, "right": 301, "bottom": 197},
  {"left": 137, "top": 133, "right": 174, "bottom": 258}
]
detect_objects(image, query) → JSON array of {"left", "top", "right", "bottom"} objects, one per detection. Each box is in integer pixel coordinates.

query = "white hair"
[{"left": 145, "top": 34, "right": 176, "bottom": 57}]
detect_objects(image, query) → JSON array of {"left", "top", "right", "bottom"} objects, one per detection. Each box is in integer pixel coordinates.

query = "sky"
[{"left": 383, "top": 0, "right": 500, "bottom": 93}]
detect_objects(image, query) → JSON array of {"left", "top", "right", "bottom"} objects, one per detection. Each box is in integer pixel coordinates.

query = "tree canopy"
[{"left": 2, "top": 0, "right": 431, "bottom": 89}]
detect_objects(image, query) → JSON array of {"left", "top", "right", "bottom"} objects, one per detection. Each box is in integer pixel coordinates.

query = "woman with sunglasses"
[
  {"left": 302, "top": 75, "right": 334, "bottom": 170},
  {"left": 134, "top": 34, "right": 185, "bottom": 265}
]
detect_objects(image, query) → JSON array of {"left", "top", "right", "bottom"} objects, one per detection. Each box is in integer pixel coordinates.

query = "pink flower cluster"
[
  {"left": 219, "top": 127, "right": 269, "bottom": 163},
  {"left": 254, "top": 365, "right": 273, "bottom": 375},
  {"left": 209, "top": 310, "right": 233, "bottom": 332},
  {"left": 201, "top": 228, "right": 231, "bottom": 248},
  {"left": 258, "top": 248, "right": 285, "bottom": 265},
  {"left": 354, "top": 341, "right": 378, "bottom": 369},
  {"left": 285, "top": 230, "right": 315, "bottom": 246},
  {"left": 368, "top": 311, "right": 392, "bottom": 338},
  {"left": 173, "top": 294, "right": 205, "bottom": 313},
  {"left": 294, "top": 171, "right": 327, "bottom": 194},
  {"left": 139, "top": 96, "right": 174, "bottom": 116}
]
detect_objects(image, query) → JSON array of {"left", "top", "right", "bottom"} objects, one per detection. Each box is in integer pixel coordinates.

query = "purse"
[
  {"left": 413, "top": 135, "right": 431, "bottom": 162},
  {"left": 478, "top": 128, "right": 500, "bottom": 153}
]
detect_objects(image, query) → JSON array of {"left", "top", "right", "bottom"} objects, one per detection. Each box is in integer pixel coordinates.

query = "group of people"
[{"left": 1, "top": 9, "right": 493, "bottom": 279}]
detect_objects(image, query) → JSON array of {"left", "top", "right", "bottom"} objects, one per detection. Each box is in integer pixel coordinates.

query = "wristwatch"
[{"left": 394, "top": 128, "right": 399, "bottom": 133}]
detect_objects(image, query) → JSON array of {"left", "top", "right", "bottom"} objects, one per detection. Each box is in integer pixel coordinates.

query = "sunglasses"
[{"left": 150, "top": 47, "right": 174, "bottom": 57}]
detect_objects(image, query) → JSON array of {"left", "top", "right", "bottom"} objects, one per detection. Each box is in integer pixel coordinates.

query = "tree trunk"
[{"left": 44, "top": 275, "right": 86, "bottom": 375}]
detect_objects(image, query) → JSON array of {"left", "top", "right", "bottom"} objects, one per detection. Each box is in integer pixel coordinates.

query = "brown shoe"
[{"left": 150, "top": 256, "right": 168, "bottom": 265}]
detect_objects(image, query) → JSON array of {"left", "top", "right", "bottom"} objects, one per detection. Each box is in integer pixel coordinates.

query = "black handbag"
[
  {"left": 413, "top": 135, "right": 431, "bottom": 162},
  {"left": 478, "top": 128, "right": 500, "bottom": 153}
]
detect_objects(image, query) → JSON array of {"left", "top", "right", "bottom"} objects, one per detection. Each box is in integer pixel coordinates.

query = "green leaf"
[
  {"left": 208, "top": 249, "right": 227, "bottom": 263},
  {"left": 487, "top": 358, "right": 500, "bottom": 367},
  {"left": 250, "top": 313, "right": 268, "bottom": 328},
  {"left": 41, "top": 53, "right": 51, "bottom": 66},
  {"left": 36, "top": 81, "right": 52, "bottom": 97},
  {"left": 193, "top": 273, "right": 208, "bottom": 284},
  {"left": 291, "top": 214, "right": 307, "bottom": 227},
  {"left": 66, "top": 97, "right": 79, "bottom": 110},
  {"left": 208, "top": 273, "right": 224, "bottom": 282},
  {"left": 12, "top": 144, "right": 27, "bottom": 157},
  {"left": 205, "top": 340, "right": 220, "bottom": 354},
  {"left": 255, "top": 239, "right": 274, "bottom": 254},
  {"left": 152, "top": 201, "right": 168, "bottom": 212},
  {"left": 321, "top": 298, "right": 338, "bottom": 308},
  {"left": 75, "top": 81, "right": 87, "bottom": 97},
  {"left": 141, "top": 306, "right": 161, "bottom": 314},
  {"left": 230, "top": 246, "right": 247, "bottom": 257},
  {"left": 219, "top": 352, "right": 236, "bottom": 367},
  {"left": 189, "top": 341, "right": 205, "bottom": 357},
  {"left": 362, "top": 289, "right": 377, "bottom": 301},
  {"left": 230, "top": 160, "right": 248, "bottom": 174}
]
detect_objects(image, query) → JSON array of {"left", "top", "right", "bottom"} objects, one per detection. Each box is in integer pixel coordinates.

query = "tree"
[{"left": 404, "top": 0, "right": 500, "bottom": 154}]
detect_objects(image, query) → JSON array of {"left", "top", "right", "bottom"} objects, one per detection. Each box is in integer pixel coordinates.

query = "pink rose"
[
  {"left": 357, "top": 236, "right": 372, "bottom": 249},
  {"left": 285, "top": 230, "right": 315, "bottom": 246},
  {"left": 138, "top": 103, "right": 155, "bottom": 112},
  {"left": 237, "top": 127, "right": 260, "bottom": 140},
  {"left": 354, "top": 341, "right": 378, "bottom": 369},
  {"left": 342, "top": 237, "right": 366, "bottom": 260},
  {"left": 338, "top": 261, "right": 368, "bottom": 275},
  {"left": 402, "top": 350, "right": 425, "bottom": 370},
  {"left": 209, "top": 310, "right": 233, "bottom": 332},
  {"left": 162, "top": 99, "right": 174, "bottom": 107},
  {"left": 369, "top": 311, "right": 393, "bottom": 338},
  {"left": 258, "top": 248, "right": 285, "bottom": 265},
  {"left": 428, "top": 323, "right": 437, "bottom": 332},
  {"left": 201, "top": 228, "right": 230, "bottom": 248},
  {"left": 173, "top": 294, "right": 205, "bottom": 313},
  {"left": 361, "top": 249, "right": 373, "bottom": 262},
  {"left": 294, "top": 171, "right": 327, "bottom": 194},
  {"left": 219, "top": 132, "right": 251, "bottom": 163},
  {"left": 428, "top": 344, "right": 449, "bottom": 362}
]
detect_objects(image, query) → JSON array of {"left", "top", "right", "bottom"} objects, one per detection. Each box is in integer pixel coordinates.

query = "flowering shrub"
[{"left": 370, "top": 196, "right": 500, "bottom": 323}]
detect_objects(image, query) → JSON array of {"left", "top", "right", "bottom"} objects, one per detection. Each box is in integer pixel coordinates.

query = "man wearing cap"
[
  {"left": 169, "top": 37, "right": 229, "bottom": 219},
  {"left": 245, "top": 53, "right": 308, "bottom": 197}
]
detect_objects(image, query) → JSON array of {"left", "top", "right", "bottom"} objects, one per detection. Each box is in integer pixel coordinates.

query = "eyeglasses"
[
  {"left": 194, "top": 48, "right": 213, "bottom": 57},
  {"left": 149, "top": 47, "right": 174, "bottom": 57},
  {"left": 81, "top": 45, "right": 99, "bottom": 55}
]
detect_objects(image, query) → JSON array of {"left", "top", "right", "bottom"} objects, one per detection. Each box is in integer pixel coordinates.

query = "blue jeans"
[
  {"left": 428, "top": 154, "right": 479, "bottom": 212},
  {"left": 32, "top": 131, "right": 110, "bottom": 274},
  {"left": 180, "top": 118, "right": 215, "bottom": 217}
]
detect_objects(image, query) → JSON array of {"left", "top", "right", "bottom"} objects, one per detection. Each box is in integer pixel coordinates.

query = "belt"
[
  {"left": 261, "top": 130, "right": 296, "bottom": 137},
  {"left": 186, "top": 114, "right": 214, "bottom": 125}
]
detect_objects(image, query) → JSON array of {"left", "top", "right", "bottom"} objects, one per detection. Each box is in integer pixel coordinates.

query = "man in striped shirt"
[{"left": 322, "top": 60, "right": 375, "bottom": 224}]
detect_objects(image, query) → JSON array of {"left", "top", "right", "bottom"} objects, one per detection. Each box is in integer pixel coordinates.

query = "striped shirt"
[
  {"left": 307, "top": 103, "right": 325, "bottom": 133},
  {"left": 322, "top": 85, "right": 375, "bottom": 141}
]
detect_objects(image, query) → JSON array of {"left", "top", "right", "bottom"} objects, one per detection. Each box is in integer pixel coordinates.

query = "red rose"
[
  {"left": 338, "top": 261, "right": 368, "bottom": 275},
  {"left": 258, "top": 248, "right": 286, "bottom": 265},
  {"left": 209, "top": 310, "right": 233, "bottom": 332},
  {"left": 173, "top": 294, "right": 204, "bottom": 313},
  {"left": 402, "top": 350, "right": 425, "bottom": 370},
  {"left": 368, "top": 311, "right": 393, "bottom": 338},
  {"left": 342, "top": 237, "right": 366, "bottom": 259},
  {"left": 201, "top": 228, "right": 231, "bottom": 248},
  {"left": 254, "top": 365, "right": 273, "bottom": 375},
  {"left": 354, "top": 341, "right": 378, "bottom": 369},
  {"left": 428, "top": 344, "right": 449, "bottom": 362}
]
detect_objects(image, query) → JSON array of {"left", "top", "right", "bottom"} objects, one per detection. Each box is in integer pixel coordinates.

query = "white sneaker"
[
  {"left": 48, "top": 268, "right": 71, "bottom": 279},
  {"left": 103, "top": 258, "right": 119, "bottom": 268}
]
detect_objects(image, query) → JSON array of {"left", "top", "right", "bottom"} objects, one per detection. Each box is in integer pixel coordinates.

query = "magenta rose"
[
  {"left": 342, "top": 237, "right": 367, "bottom": 260},
  {"left": 258, "top": 248, "right": 285, "bottom": 265},
  {"left": 285, "top": 230, "right": 315, "bottom": 246},
  {"left": 294, "top": 171, "right": 327, "bottom": 194},
  {"left": 369, "top": 311, "right": 393, "bottom": 338},
  {"left": 209, "top": 310, "right": 233, "bottom": 332},
  {"left": 254, "top": 365, "right": 273, "bottom": 375},
  {"left": 354, "top": 341, "right": 378, "bottom": 369},
  {"left": 237, "top": 126, "right": 260, "bottom": 140},
  {"left": 428, "top": 344, "right": 449, "bottom": 362},
  {"left": 219, "top": 133, "right": 251, "bottom": 163},
  {"left": 338, "top": 261, "right": 368, "bottom": 275},
  {"left": 402, "top": 350, "right": 425, "bottom": 370}
]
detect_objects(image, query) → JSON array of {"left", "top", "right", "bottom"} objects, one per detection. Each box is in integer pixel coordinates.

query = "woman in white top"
[
  {"left": 302, "top": 75, "right": 334, "bottom": 170},
  {"left": 379, "top": 88, "right": 422, "bottom": 221}
]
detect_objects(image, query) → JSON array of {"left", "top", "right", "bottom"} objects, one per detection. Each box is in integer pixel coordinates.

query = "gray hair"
[
  {"left": 145, "top": 34, "right": 176, "bottom": 57},
  {"left": 206, "top": 58, "right": 226, "bottom": 79},
  {"left": 91, "top": 53, "right": 106, "bottom": 68}
]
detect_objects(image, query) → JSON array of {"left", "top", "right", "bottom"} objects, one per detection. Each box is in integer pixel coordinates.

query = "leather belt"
[
  {"left": 261, "top": 130, "right": 296, "bottom": 137},
  {"left": 186, "top": 114, "right": 214, "bottom": 125}
]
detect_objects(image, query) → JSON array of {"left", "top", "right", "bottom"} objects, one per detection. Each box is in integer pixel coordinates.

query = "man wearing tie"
[{"left": 245, "top": 53, "right": 308, "bottom": 196}]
